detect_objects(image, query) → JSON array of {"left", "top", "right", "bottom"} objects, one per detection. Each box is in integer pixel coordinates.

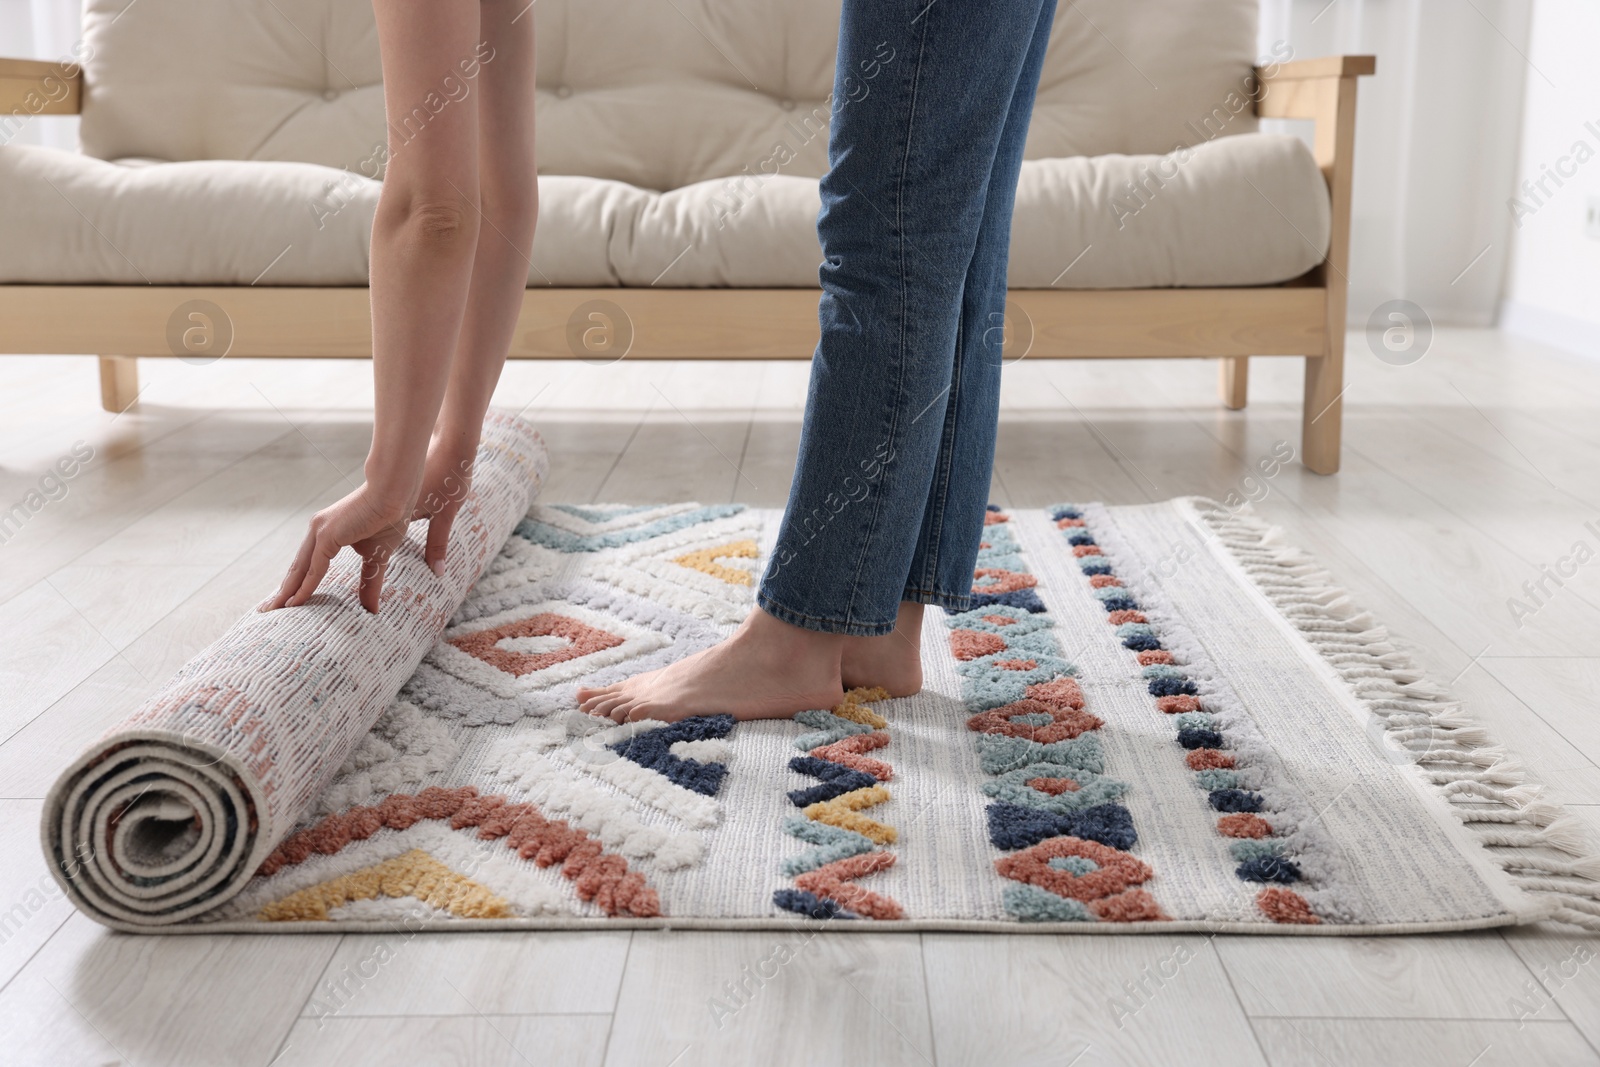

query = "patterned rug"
[{"left": 68, "top": 498, "right": 1600, "bottom": 933}]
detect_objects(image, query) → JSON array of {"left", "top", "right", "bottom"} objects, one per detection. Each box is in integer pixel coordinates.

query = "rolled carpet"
[{"left": 40, "top": 411, "right": 548, "bottom": 928}]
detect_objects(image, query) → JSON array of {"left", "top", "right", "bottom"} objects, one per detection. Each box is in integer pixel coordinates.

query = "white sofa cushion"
[
  {"left": 1007, "top": 134, "right": 1331, "bottom": 289},
  {"left": 0, "top": 134, "right": 1328, "bottom": 288},
  {"left": 78, "top": 0, "right": 1263, "bottom": 190}
]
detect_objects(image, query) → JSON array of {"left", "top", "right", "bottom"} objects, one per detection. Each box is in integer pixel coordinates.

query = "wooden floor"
[{"left": 1, "top": 331, "right": 1598, "bottom": 1066}]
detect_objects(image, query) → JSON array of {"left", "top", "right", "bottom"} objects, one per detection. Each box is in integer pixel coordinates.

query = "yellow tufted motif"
[
  {"left": 671, "top": 539, "right": 760, "bottom": 586},
  {"left": 258, "top": 848, "right": 512, "bottom": 922},
  {"left": 831, "top": 686, "right": 891, "bottom": 728},
  {"left": 802, "top": 784, "right": 897, "bottom": 845}
]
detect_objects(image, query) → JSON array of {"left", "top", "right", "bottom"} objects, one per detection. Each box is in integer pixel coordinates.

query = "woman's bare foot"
[
  {"left": 840, "top": 601, "right": 924, "bottom": 696},
  {"left": 576, "top": 608, "right": 846, "bottom": 724}
]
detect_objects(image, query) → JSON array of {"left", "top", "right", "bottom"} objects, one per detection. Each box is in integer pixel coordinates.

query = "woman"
[{"left": 273, "top": 0, "right": 1061, "bottom": 731}]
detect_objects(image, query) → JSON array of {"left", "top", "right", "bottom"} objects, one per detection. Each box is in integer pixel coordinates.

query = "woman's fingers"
[
  {"left": 263, "top": 490, "right": 418, "bottom": 613},
  {"left": 424, "top": 508, "right": 456, "bottom": 576},
  {"left": 263, "top": 529, "right": 319, "bottom": 611},
  {"left": 285, "top": 534, "right": 339, "bottom": 608},
  {"left": 357, "top": 543, "right": 390, "bottom": 614}
]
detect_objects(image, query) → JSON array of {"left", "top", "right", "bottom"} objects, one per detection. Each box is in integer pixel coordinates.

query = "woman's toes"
[
  {"left": 584, "top": 692, "right": 627, "bottom": 719},
  {"left": 590, "top": 687, "right": 621, "bottom": 706},
  {"left": 576, "top": 684, "right": 617, "bottom": 710}
]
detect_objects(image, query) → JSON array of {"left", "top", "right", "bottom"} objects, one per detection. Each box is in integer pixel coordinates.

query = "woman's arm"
[
  {"left": 267, "top": 0, "right": 535, "bottom": 612},
  {"left": 410, "top": 0, "right": 540, "bottom": 571}
]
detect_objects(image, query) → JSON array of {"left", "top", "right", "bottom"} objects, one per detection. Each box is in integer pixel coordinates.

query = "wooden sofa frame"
[{"left": 0, "top": 54, "right": 1373, "bottom": 474}]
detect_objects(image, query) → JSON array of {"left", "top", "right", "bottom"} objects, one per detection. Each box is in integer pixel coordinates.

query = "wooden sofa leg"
[
  {"left": 1220, "top": 357, "right": 1248, "bottom": 410},
  {"left": 99, "top": 356, "right": 139, "bottom": 413},
  {"left": 1301, "top": 342, "right": 1344, "bottom": 475}
]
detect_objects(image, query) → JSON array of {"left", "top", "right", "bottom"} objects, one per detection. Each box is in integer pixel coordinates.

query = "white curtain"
[{"left": 1259, "top": 0, "right": 1535, "bottom": 326}]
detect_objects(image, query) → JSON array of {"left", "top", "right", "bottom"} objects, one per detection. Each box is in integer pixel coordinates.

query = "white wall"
[{"left": 1500, "top": 0, "right": 1600, "bottom": 360}]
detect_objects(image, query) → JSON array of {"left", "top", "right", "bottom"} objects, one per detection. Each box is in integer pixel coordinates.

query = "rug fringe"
[
  {"left": 1549, "top": 905, "right": 1600, "bottom": 930},
  {"left": 1192, "top": 498, "right": 1600, "bottom": 932}
]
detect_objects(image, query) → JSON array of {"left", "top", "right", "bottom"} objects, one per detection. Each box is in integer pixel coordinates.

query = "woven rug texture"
[{"left": 49, "top": 486, "right": 1600, "bottom": 933}]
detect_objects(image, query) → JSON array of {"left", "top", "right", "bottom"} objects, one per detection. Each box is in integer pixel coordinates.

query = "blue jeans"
[{"left": 757, "top": 0, "right": 1059, "bottom": 636}]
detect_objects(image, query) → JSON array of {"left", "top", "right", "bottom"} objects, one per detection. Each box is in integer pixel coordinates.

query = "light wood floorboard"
[
  {"left": 1250, "top": 1018, "right": 1600, "bottom": 1067},
  {"left": 922, "top": 931, "right": 1268, "bottom": 1067},
  {"left": 1, "top": 331, "right": 1598, "bottom": 1066},
  {"left": 274, "top": 1014, "right": 612, "bottom": 1067},
  {"left": 605, "top": 930, "right": 934, "bottom": 1067}
]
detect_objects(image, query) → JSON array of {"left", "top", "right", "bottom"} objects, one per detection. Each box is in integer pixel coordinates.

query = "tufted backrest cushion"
[{"left": 79, "top": 0, "right": 1260, "bottom": 190}]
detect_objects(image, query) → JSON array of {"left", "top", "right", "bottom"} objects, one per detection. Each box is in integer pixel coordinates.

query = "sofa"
[{"left": 0, "top": 0, "right": 1371, "bottom": 472}]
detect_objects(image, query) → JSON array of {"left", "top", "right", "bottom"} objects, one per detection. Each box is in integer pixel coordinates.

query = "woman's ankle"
[{"left": 840, "top": 602, "right": 925, "bottom": 696}]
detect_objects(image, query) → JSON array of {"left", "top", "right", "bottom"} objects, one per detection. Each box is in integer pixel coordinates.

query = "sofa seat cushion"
[{"left": 0, "top": 133, "right": 1327, "bottom": 289}]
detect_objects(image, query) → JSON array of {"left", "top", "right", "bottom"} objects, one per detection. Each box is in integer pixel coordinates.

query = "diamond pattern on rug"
[
  {"left": 435, "top": 601, "right": 668, "bottom": 694},
  {"left": 996, "top": 837, "right": 1165, "bottom": 923},
  {"left": 516, "top": 503, "right": 746, "bottom": 553},
  {"left": 586, "top": 510, "right": 764, "bottom": 624},
  {"left": 310, "top": 702, "right": 460, "bottom": 817},
  {"left": 406, "top": 580, "right": 722, "bottom": 724},
  {"left": 448, "top": 611, "right": 627, "bottom": 677},
  {"left": 429, "top": 700, "right": 738, "bottom": 841}
]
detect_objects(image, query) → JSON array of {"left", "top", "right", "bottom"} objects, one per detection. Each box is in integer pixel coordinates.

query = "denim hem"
[
  {"left": 756, "top": 592, "right": 899, "bottom": 638},
  {"left": 902, "top": 586, "right": 973, "bottom": 613}
]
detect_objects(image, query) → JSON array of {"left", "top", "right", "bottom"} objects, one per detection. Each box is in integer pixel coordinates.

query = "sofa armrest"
[
  {"left": 1260, "top": 55, "right": 1376, "bottom": 83},
  {"left": 1254, "top": 55, "right": 1374, "bottom": 172},
  {"left": 1252, "top": 53, "right": 1373, "bottom": 475},
  {"left": 1251, "top": 53, "right": 1374, "bottom": 273},
  {"left": 0, "top": 57, "right": 83, "bottom": 117}
]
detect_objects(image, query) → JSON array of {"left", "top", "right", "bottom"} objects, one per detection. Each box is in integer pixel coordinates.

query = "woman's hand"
[
  {"left": 409, "top": 434, "right": 479, "bottom": 577},
  {"left": 263, "top": 483, "right": 415, "bottom": 614}
]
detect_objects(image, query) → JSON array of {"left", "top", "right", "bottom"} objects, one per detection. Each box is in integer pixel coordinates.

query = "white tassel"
[
  {"left": 1549, "top": 904, "right": 1600, "bottom": 930},
  {"left": 1438, "top": 726, "right": 1492, "bottom": 746},
  {"left": 1453, "top": 797, "right": 1564, "bottom": 827},
  {"left": 1427, "top": 770, "right": 1523, "bottom": 787},
  {"left": 1500, "top": 854, "right": 1600, "bottom": 881},
  {"left": 1414, "top": 746, "right": 1511, "bottom": 768},
  {"left": 1369, "top": 698, "right": 1454, "bottom": 714},
  {"left": 1549, "top": 895, "right": 1600, "bottom": 917},
  {"left": 1439, "top": 781, "right": 1551, "bottom": 814},
  {"left": 1538, "top": 815, "right": 1597, "bottom": 856},
  {"left": 1390, "top": 726, "right": 1490, "bottom": 747},
  {"left": 1473, "top": 821, "right": 1593, "bottom": 851},
  {"left": 1513, "top": 875, "right": 1600, "bottom": 900}
]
